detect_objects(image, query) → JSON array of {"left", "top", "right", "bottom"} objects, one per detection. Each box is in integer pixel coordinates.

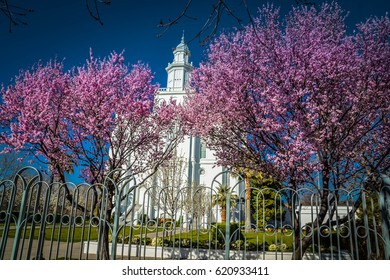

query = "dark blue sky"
[
  {"left": 1, "top": 0, "right": 389, "bottom": 88},
  {"left": 1, "top": 0, "right": 389, "bottom": 182}
]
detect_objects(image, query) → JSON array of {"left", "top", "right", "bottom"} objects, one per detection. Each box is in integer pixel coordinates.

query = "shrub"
[
  {"left": 181, "top": 238, "right": 190, "bottom": 247},
  {"left": 151, "top": 237, "right": 163, "bottom": 246},
  {"left": 231, "top": 240, "right": 245, "bottom": 250},
  {"left": 268, "top": 244, "right": 278, "bottom": 251},
  {"left": 231, "top": 240, "right": 269, "bottom": 251},
  {"left": 211, "top": 222, "right": 243, "bottom": 244},
  {"left": 151, "top": 237, "right": 171, "bottom": 247},
  {"left": 268, "top": 243, "right": 288, "bottom": 251},
  {"left": 131, "top": 236, "right": 151, "bottom": 245}
]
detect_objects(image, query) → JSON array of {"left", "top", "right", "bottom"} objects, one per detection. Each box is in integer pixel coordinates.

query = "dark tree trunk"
[
  {"left": 100, "top": 190, "right": 114, "bottom": 260},
  {"left": 101, "top": 210, "right": 111, "bottom": 260},
  {"left": 292, "top": 164, "right": 330, "bottom": 259},
  {"left": 245, "top": 177, "right": 252, "bottom": 232}
]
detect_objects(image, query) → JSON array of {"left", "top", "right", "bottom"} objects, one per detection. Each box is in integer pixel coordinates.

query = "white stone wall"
[{"left": 130, "top": 36, "right": 244, "bottom": 224}]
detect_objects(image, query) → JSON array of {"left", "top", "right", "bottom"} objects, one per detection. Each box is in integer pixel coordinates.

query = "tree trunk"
[
  {"left": 245, "top": 177, "right": 251, "bottom": 232},
  {"left": 221, "top": 206, "right": 226, "bottom": 223},
  {"left": 291, "top": 196, "right": 330, "bottom": 259},
  {"left": 293, "top": 234, "right": 313, "bottom": 260},
  {"left": 101, "top": 211, "right": 111, "bottom": 260},
  {"left": 98, "top": 190, "right": 114, "bottom": 260}
]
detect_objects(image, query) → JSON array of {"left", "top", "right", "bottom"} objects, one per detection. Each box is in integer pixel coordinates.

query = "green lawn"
[
  {"left": 0, "top": 224, "right": 163, "bottom": 243},
  {"left": 1, "top": 224, "right": 294, "bottom": 251},
  {"left": 1, "top": 226, "right": 99, "bottom": 242},
  {"left": 243, "top": 230, "right": 294, "bottom": 251}
]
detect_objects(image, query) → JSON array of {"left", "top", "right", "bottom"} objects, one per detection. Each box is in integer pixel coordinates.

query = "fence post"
[
  {"left": 110, "top": 189, "right": 121, "bottom": 260},
  {"left": 378, "top": 174, "right": 390, "bottom": 260},
  {"left": 0, "top": 181, "right": 16, "bottom": 259},
  {"left": 224, "top": 193, "right": 230, "bottom": 260},
  {"left": 9, "top": 167, "right": 43, "bottom": 260},
  {"left": 10, "top": 182, "right": 29, "bottom": 259}
]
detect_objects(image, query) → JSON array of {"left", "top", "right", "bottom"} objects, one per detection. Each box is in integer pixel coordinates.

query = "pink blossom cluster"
[
  {"left": 183, "top": 3, "right": 389, "bottom": 189},
  {"left": 0, "top": 51, "right": 180, "bottom": 184}
]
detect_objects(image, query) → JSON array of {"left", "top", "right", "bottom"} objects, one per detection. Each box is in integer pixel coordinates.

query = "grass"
[
  {"left": 243, "top": 229, "right": 294, "bottom": 251},
  {"left": 1, "top": 226, "right": 99, "bottom": 242},
  {"left": 0, "top": 224, "right": 163, "bottom": 243},
  {"left": 1, "top": 223, "right": 294, "bottom": 251}
]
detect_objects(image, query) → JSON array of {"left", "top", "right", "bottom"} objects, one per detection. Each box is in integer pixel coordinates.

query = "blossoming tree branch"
[{"left": 182, "top": 3, "right": 389, "bottom": 259}]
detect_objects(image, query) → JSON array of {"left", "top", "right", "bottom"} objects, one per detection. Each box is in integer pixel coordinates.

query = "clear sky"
[{"left": 1, "top": 0, "right": 390, "bottom": 89}]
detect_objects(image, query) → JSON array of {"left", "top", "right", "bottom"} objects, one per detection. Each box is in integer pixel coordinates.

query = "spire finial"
[{"left": 181, "top": 30, "right": 185, "bottom": 43}]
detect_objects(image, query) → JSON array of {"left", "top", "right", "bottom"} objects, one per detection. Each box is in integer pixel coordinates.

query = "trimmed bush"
[
  {"left": 131, "top": 236, "right": 151, "bottom": 245},
  {"left": 211, "top": 222, "right": 243, "bottom": 244},
  {"left": 268, "top": 243, "right": 288, "bottom": 251}
]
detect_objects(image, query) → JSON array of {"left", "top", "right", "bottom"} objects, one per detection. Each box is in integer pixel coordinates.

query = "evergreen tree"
[
  {"left": 251, "top": 177, "right": 285, "bottom": 229},
  {"left": 212, "top": 185, "right": 237, "bottom": 223}
]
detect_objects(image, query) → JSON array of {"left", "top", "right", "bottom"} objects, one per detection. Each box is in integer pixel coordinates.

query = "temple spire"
[{"left": 164, "top": 34, "right": 193, "bottom": 92}]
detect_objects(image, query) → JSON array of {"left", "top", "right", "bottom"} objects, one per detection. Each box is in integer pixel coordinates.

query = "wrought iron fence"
[{"left": 1, "top": 167, "right": 389, "bottom": 260}]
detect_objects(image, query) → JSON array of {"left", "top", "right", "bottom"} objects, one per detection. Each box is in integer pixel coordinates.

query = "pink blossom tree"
[
  {"left": 1, "top": 51, "right": 182, "bottom": 259},
  {"left": 67, "top": 51, "right": 182, "bottom": 259},
  {"left": 0, "top": 61, "right": 74, "bottom": 178},
  {"left": 1, "top": 52, "right": 181, "bottom": 185},
  {"left": 183, "top": 3, "right": 390, "bottom": 258},
  {"left": 69, "top": 51, "right": 181, "bottom": 185},
  {"left": 0, "top": 60, "right": 88, "bottom": 214}
]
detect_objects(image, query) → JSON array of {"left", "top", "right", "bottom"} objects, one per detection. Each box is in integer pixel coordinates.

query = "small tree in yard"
[
  {"left": 183, "top": 3, "right": 389, "bottom": 259},
  {"left": 212, "top": 185, "right": 237, "bottom": 223},
  {"left": 182, "top": 184, "right": 212, "bottom": 229},
  {"left": 250, "top": 177, "right": 284, "bottom": 229},
  {"left": 151, "top": 149, "right": 188, "bottom": 221}
]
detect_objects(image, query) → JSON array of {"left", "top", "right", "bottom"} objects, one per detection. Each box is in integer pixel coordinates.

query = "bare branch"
[
  {"left": 85, "top": 0, "right": 111, "bottom": 25},
  {"left": 157, "top": 0, "right": 195, "bottom": 38},
  {"left": 158, "top": 0, "right": 245, "bottom": 45},
  {"left": 1, "top": 0, "right": 110, "bottom": 32},
  {"left": 0, "top": 0, "right": 33, "bottom": 32}
]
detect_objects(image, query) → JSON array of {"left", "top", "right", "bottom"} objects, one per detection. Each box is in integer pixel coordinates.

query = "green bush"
[
  {"left": 151, "top": 237, "right": 170, "bottom": 247},
  {"left": 268, "top": 243, "right": 288, "bottom": 251},
  {"left": 231, "top": 240, "right": 269, "bottom": 251},
  {"left": 151, "top": 237, "right": 163, "bottom": 246},
  {"left": 131, "top": 236, "right": 151, "bottom": 245},
  {"left": 178, "top": 238, "right": 189, "bottom": 247},
  {"left": 231, "top": 240, "right": 245, "bottom": 250},
  {"left": 211, "top": 222, "right": 243, "bottom": 244}
]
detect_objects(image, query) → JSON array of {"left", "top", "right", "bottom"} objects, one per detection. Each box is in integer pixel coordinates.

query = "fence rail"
[{"left": 1, "top": 167, "right": 389, "bottom": 260}]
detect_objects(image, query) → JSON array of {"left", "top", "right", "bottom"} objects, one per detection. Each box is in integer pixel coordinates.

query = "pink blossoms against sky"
[
  {"left": 183, "top": 3, "right": 390, "bottom": 190},
  {"left": 0, "top": 51, "right": 181, "bottom": 184}
]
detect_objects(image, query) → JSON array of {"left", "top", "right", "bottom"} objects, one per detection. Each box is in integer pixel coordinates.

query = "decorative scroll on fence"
[{"left": 1, "top": 167, "right": 389, "bottom": 260}]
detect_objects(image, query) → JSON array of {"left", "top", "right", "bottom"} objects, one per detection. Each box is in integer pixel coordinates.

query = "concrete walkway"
[
  {"left": 1, "top": 237, "right": 351, "bottom": 260},
  {"left": 1, "top": 237, "right": 85, "bottom": 260}
]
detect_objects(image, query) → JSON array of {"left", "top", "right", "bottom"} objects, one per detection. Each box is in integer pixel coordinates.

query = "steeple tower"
[{"left": 165, "top": 32, "right": 193, "bottom": 92}]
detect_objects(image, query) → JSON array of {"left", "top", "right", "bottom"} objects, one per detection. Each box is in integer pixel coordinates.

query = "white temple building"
[
  {"left": 156, "top": 34, "right": 229, "bottom": 190},
  {"left": 131, "top": 34, "right": 244, "bottom": 223}
]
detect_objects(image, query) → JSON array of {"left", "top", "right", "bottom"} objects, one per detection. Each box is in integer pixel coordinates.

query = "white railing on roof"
[{"left": 158, "top": 87, "right": 186, "bottom": 92}]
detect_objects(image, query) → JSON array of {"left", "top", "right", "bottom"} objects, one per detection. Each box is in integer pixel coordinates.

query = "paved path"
[{"left": 1, "top": 237, "right": 85, "bottom": 260}]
